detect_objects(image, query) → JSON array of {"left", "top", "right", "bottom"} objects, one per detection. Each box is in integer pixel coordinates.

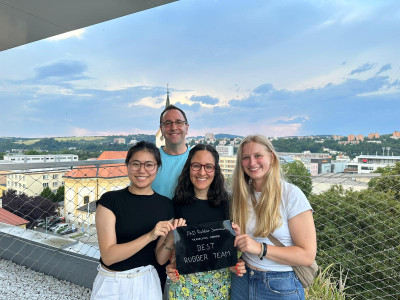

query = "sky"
[{"left": 0, "top": 0, "right": 399, "bottom": 138}]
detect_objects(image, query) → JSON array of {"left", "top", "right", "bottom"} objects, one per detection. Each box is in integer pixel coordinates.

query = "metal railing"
[{"left": 1, "top": 166, "right": 399, "bottom": 299}]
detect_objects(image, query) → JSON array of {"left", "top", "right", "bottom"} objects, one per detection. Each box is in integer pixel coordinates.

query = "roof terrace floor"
[{"left": 0, "top": 258, "right": 91, "bottom": 299}]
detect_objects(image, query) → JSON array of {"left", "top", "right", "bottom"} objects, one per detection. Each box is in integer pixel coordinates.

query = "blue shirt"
[{"left": 152, "top": 146, "right": 190, "bottom": 199}]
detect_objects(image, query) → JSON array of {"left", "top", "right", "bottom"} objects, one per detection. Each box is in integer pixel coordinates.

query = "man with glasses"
[
  {"left": 152, "top": 105, "right": 190, "bottom": 200},
  {"left": 152, "top": 105, "right": 190, "bottom": 299}
]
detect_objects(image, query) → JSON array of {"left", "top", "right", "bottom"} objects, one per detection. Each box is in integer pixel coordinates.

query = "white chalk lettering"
[
  {"left": 213, "top": 251, "right": 231, "bottom": 259},
  {"left": 183, "top": 254, "right": 209, "bottom": 263},
  {"left": 196, "top": 243, "right": 215, "bottom": 252},
  {"left": 197, "top": 229, "right": 210, "bottom": 234}
]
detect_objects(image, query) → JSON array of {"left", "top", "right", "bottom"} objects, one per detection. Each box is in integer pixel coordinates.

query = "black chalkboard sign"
[{"left": 174, "top": 220, "right": 238, "bottom": 275}]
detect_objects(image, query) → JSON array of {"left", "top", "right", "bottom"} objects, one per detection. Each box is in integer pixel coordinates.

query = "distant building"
[
  {"left": 3, "top": 154, "right": 78, "bottom": 163},
  {"left": 368, "top": 133, "right": 380, "bottom": 139},
  {"left": 0, "top": 208, "right": 29, "bottom": 228},
  {"left": 279, "top": 156, "right": 295, "bottom": 165},
  {"left": 205, "top": 133, "right": 215, "bottom": 140},
  {"left": 6, "top": 167, "right": 69, "bottom": 196},
  {"left": 216, "top": 146, "right": 234, "bottom": 156},
  {"left": 391, "top": 131, "right": 400, "bottom": 140},
  {"left": 304, "top": 163, "right": 318, "bottom": 176},
  {"left": 347, "top": 135, "right": 355, "bottom": 141},
  {"left": 97, "top": 151, "right": 127, "bottom": 161},
  {"left": 331, "top": 161, "right": 346, "bottom": 173},
  {"left": 356, "top": 135, "right": 364, "bottom": 142},
  {"left": 345, "top": 154, "right": 400, "bottom": 174},
  {"left": 113, "top": 138, "right": 125, "bottom": 144},
  {"left": 63, "top": 164, "right": 130, "bottom": 226},
  {"left": 332, "top": 135, "right": 344, "bottom": 141},
  {"left": 219, "top": 156, "right": 237, "bottom": 179},
  {"left": 311, "top": 158, "right": 332, "bottom": 174}
]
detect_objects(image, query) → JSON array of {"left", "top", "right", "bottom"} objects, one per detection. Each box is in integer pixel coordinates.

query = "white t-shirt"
[{"left": 242, "top": 180, "right": 313, "bottom": 271}]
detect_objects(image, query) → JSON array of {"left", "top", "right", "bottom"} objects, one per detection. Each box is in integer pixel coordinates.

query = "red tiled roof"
[
  {"left": 0, "top": 208, "right": 29, "bottom": 226},
  {"left": 97, "top": 151, "right": 128, "bottom": 160},
  {"left": 63, "top": 164, "right": 127, "bottom": 179}
]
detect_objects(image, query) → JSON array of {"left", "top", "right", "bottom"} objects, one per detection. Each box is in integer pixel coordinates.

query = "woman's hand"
[
  {"left": 166, "top": 261, "right": 180, "bottom": 282},
  {"left": 232, "top": 222, "right": 262, "bottom": 255},
  {"left": 150, "top": 221, "right": 174, "bottom": 241},
  {"left": 234, "top": 234, "right": 262, "bottom": 256},
  {"left": 229, "top": 258, "right": 246, "bottom": 277},
  {"left": 231, "top": 222, "right": 241, "bottom": 236},
  {"left": 172, "top": 218, "right": 187, "bottom": 229}
]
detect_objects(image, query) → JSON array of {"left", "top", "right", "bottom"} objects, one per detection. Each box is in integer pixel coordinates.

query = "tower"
[{"left": 155, "top": 86, "right": 171, "bottom": 148}]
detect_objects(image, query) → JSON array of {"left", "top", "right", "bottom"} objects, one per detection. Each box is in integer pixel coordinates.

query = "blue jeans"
[{"left": 231, "top": 264, "right": 305, "bottom": 300}]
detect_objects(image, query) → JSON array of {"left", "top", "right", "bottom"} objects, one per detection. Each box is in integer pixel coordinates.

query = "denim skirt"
[{"left": 231, "top": 264, "right": 305, "bottom": 300}]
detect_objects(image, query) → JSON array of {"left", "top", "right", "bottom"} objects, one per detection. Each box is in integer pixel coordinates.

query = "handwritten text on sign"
[{"left": 174, "top": 220, "right": 237, "bottom": 274}]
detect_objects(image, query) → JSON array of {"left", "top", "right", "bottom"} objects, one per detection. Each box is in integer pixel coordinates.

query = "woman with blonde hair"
[{"left": 230, "top": 135, "right": 316, "bottom": 299}]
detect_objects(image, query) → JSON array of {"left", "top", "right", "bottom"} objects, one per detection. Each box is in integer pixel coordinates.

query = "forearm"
[
  {"left": 264, "top": 244, "right": 316, "bottom": 267},
  {"left": 156, "top": 231, "right": 175, "bottom": 265},
  {"left": 100, "top": 232, "right": 154, "bottom": 266}
]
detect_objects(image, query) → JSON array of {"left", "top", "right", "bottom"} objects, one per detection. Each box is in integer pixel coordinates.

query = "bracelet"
[
  {"left": 262, "top": 242, "right": 268, "bottom": 257},
  {"left": 258, "top": 243, "right": 264, "bottom": 260},
  {"left": 163, "top": 241, "right": 174, "bottom": 251}
]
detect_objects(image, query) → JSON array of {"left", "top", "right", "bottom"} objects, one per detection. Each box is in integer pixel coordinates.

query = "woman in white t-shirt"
[{"left": 230, "top": 135, "right": 317, "bottom": 300}]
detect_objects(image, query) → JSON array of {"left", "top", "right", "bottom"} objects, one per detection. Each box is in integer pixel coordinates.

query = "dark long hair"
[
  {"left": 173, "top": 144, "right": 229, "bottom": 206},
  {"left": 125, "top": 141, "right": 161, "bottom": 167}
]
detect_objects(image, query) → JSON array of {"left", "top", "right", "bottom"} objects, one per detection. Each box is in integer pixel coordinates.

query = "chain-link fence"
[{"left": 1, "top": 165, "right": 399, "bottom": 299}]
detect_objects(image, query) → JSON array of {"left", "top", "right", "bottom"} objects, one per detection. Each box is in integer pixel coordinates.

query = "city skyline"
[{"left": 0, "top": 0, "right": 399, "bottom": 138}]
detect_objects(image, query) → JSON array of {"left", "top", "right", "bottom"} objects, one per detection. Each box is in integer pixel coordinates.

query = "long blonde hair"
[{"left": 231, "top": 135, "right": 282, "bottom": 237}]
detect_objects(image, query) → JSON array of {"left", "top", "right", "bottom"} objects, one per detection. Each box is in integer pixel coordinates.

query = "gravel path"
[{"left": 0, "top": 259, "right": 91, "bottom": 300}]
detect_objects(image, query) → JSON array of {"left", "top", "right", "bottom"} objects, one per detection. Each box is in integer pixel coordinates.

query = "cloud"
[
  {"left": 190, "top": 95, "right": 219, "bottom": 105},
  {"left": 34, "top": 59, "right": 88, "bottom": 81},
  {"left": 253, "top": 84, "right": 274, "bottom": 95},
  {"left": 376, "top": 64, "right": 392, "bottom": 75},
  {"left": 349, "top": 63, "right": 376, "bottom": 75},
  {"left": 46, "top": 29, "right": 86, "bottom": 41}
]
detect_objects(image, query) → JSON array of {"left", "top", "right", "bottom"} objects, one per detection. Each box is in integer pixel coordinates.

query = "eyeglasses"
[
  {"left": 128, "top": 160, "right": 157, "bottom": 171},
  {"left": 160, "top": 120, "right": 187, "bottom": 128},
  {"left": 190, "top": 162, "right": 215, "bottom": 173}
]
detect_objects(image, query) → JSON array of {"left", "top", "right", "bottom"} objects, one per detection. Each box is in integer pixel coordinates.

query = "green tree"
[
  {"left": 368, "top": 161, "right": 400, "bottom": 201},
  {"left": 40, "top": 187, "right": 56, "bottom": 201},
  {"left": 281, "top": 160, "right": 312, "bottom": 197},
  {"left": 24, "top": 150, "right": 42, "bottom": 155},
  {"left": 54, "top": 185, "right": 65, "bottom": 202},
  {"left": 310, "top": 186, "right": 400, "bottom": 299}
]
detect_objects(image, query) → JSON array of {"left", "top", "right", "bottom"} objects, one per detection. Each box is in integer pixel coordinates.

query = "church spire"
[{"left": 166, "top": 84, "right": 170, "bottom": 107}]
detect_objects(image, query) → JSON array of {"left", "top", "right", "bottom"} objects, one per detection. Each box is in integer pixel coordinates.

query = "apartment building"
[
  {"left": 63, "top": 164, "right": 130, "bottom": 225},
  {"left": 216, "top": 145, "right": 234, "bottom": 156},
  {"left": 3, "top": 154, "right": 78, "bottom": 163},
  {"left": 219, "top": 156, "right": 237, "bottom": 179},
  {"left": 6, "top": 167, "right": 69, "bottom": 196}
]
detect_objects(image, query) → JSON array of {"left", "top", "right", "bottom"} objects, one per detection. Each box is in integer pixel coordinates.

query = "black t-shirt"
[
  {"left": 97, "top": 187, "right": 174, "bottom": 271},
  {"left": 174, "top": 198, "right": 229, "bottom": 225}
]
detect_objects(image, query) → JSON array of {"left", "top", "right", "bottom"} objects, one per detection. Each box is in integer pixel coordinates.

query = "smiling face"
[
  {"left": 189, "top": 150, "right": 215, "bottom": 199},
  {"left": 127, "top": 150, "right": 158, "bottom": 193},
  {"left": 160, "top": 109, "right": 189, "bottom": 147},
  {"left": 241, "top": 141, "right": 273, "bottom": 192}
]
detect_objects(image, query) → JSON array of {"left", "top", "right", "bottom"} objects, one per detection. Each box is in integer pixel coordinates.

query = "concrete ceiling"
[{"left": 0, "top": 0, "right": 177, "bottom": 52}]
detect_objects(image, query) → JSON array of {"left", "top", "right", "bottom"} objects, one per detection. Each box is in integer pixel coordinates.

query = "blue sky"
[{"left": 0, "top": 0, "right": 399, "bottom": 138}]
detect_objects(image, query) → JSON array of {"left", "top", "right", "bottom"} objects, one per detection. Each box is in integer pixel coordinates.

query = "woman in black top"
[
  {"left": 165, "top": 144, "right": 246, "bottom": 300},
  {"left": 91, "top": 141, "right": 184, "bottom": 300}
]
